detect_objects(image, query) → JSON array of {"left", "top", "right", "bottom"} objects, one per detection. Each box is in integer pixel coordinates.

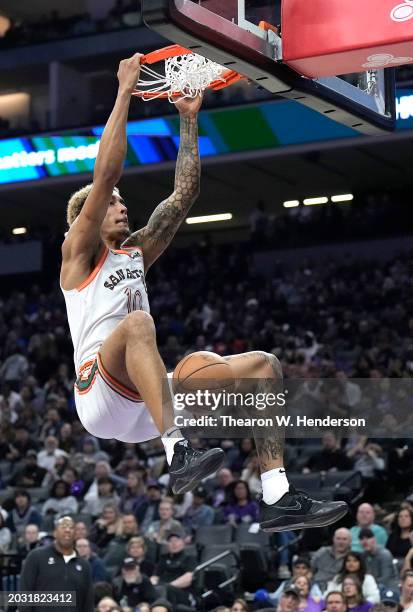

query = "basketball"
[{"left": 173, "top": 351, "right": 235, "bottom": 414}]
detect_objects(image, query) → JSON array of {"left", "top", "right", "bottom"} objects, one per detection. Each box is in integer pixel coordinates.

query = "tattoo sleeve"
[
  {"left": 230, "top": 351, "right": 285, "bottom": 472},
  {"left": 255, "top": 359, "right": 286, "bottom": 472},
  {"left": 122, "top": 115, "right": 200, "bottom": 259}
]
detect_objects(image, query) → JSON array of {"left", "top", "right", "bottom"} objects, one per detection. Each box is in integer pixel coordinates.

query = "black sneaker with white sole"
[
  {"left": 259, "top": 485, "right": 348, "bottom": 532},
  {"left": 169, "top": 439, "right": 225, "bottom": 495}
]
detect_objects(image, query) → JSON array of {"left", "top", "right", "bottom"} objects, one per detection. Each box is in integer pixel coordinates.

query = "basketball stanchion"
[{"left": 282, "top": 0, "right": 413, "bottom": 77}]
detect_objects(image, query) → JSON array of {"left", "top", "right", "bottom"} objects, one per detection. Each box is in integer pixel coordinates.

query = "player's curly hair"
[
  {"left": 66, "top": 183, "right": 93, "bottom": 227},
  {"left": 66, "top": 184, "right": 119, "bottom": 226}
]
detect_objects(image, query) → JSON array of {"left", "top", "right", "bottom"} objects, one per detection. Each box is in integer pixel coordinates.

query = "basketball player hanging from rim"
[{"left": 61, "top": 53, "right": 347, "bottom": 532}]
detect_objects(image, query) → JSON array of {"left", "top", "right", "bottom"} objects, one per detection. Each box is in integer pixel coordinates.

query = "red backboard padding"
[{"left": 282, "top": 0, "right": 413, "bottom": 77}]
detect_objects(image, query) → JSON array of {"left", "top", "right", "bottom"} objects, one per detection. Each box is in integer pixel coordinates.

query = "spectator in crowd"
[
  {"left": 62, "top": 466, "right": 86, "bottom": 498},
  {"left": 260, "top": 557, "right": 323, "bottom": 606},
  {"left": 17, "top": 523, "right": 41, "bottom": 558},
  {"left": 114, "top": 447, "right": 147, "bottom": 478},
  {"left": 37, "top": 435, "right": 67, "bottom": 471},
  {"left": 0, "top": 346, "right": 29, "bottom": 389},
  {"left": 325, "top": 591, "right": 347, "bottom": 612},
  {"left": 211, "top": 468, "right": 234, "bottom": 508},
  {"left": 150, "top": 600, "right": 172, "bottom": 612},
  {"left": 230, "top": 598, "right": 248, "bottom": 611},
  {"left": 387, "top": 508, "right": 413, "bottom": 559},
  {"left": 400, "top": 571, "right": 413, "bottom": 611},
  {"left": 20, "top": 516, "right": 94, "bottom": 612},
  {"left": 8, "top": 425, "right": 38, "bottom": 460},
  {"left": 74, "top": 520, "right": 90, "bottom": 541},
  {"left": 343, "top": 576, "right": 373, "bottom": 612},
  {"left": 241, "top": 451, "right": 262, "bottom": 497},
  {"left": 58, "top": 422, "right": 75, "bottom": 453},
  {"left": 227, "top": 438, "right": 255, "bottom": 473},
  {"left": 40, "top": 408, "right": 64, "bottom": 440},
  {"left": 350, "top": 442, "right": 385, "bottom": 480},
  {"left": 182, "top": 485, "right": 214, "bottom": 534},
  {"left": 6, "top": 489, "right": 42, "bottom": 538},
  {"left": 75, "top": 537, "right": 108, "bottom": 582},
  {"left": 359, "top": 529, "right": 396, "bottom": 589},
  {"left": 119, "top": 470, "right": 146, "bottom": 514},
  {"left": 10, "top": 449, "right": 47, "bottom": 487},
  {"left": 41, "top": 479, "right": 79, "bottom": 517},
  {"left": 276, "top": 585, "right": 301, "bottom": 612},
  {"left": 43, "top": 454, "right": 70, "bottom": 487},
  {"left": 81, "top": 436, "right": 108, "bottom": 464},
  {"left": 0, "top": 426, "right": 14, "bottom": 461},
  {"left": 172, "top": 490, "right": 193, "bottom": 519},
  {"left": 303, "top": 432, "right": 353, "bottom": 473},
  {"left": 125, "top": 536, "right": 155, "bottom": 577},
  {"left": 137, "top": 482, "right": 162, "bottom": 534},
  {"left": 96, "top": 597, "right": 121, "bottom": 612},
  {"left": 249, "top": 200, "right": 270, "bottom": 245},
  {"left": 351, "top": 504, "right": 388, "bottom": 552},
  {"left": 378, "top": 589, "right": 401, "bottom": 612},
  {"left": 347, "top": 441, "right": 386, "bottom": 501},
  {"left": 114, "top": 513, "right": 140, "bottom": 543},
  {"left": 0, "top": 511, "right": 12, "bottom": 552},
  {"left": 83, "top": 476, "right": 120, "bottom": 517},
  {"left": 294, "top": 574, "right": 324, "bottom": 612},
  {"left": 222, "top": 480, "right": 259, "bottom": 526},
  {"left": 84, "top": 460, "right": 124, "bottom": 504},
  {"left": 89, "top": 503, "right": 122, "bottom": 551},
  {"left": 152, "top": 532, "right": 197, "bottom": 608},
  {"left": 312, "top": 528, "right": 352, "bottom": 590},
  {"left": 113, "top": 556, "right": 157, "bottom": 608},
  {"left": 325, "top": 552, "right": 380, "bottom": 604},
  {"left": 146, "top": 500, "right": 184, "bottom": 544}
]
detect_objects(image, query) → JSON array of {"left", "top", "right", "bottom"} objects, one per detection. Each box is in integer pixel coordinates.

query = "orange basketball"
[{"left": 173, "top": 351, "right": 235, "bottom": 414}]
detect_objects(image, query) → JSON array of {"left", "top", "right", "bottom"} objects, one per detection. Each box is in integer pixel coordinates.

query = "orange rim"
[
  {"left": 140, "top": 44, "right": 194, "bottom": 65},
  {"left": 134, "top": 45, "right": 244, "bottom": 99}
]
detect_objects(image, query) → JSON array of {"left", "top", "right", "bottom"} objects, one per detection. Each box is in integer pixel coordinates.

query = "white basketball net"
[{"left": 136, "top": 52, "right": 228, "bottom": 102}]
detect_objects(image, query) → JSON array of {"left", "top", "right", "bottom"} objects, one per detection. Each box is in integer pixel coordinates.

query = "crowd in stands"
[
  {"left": 0, "top": 237, "right": 413, "bottom": 610},
  {"left": 249, "top": 195, "right": 413, "bottom": 248},
  {"left": 0, "top": 1, "right": 140, "bottom": 49}
]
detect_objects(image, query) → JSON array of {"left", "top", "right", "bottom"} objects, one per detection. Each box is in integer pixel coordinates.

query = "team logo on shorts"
[{"left": 75, "top": 359, "right": 98, "bottom": 394}]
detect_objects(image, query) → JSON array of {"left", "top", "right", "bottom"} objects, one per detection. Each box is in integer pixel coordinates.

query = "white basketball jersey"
[{"left": 62, "top": 246, "right": 150, "bottom": 370}]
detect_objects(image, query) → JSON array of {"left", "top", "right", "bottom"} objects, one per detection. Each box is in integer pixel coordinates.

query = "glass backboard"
[{"left": 141, "top": 0, "right": 396, "bottom": 134}]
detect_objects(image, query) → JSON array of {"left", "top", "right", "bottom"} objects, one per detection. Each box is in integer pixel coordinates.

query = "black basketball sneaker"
[
  {"left": 169, "top": 439, "right": 225, "bottom": 494},
  {"left": 259, "top": 484, "right": 348, "bottom": 532}
]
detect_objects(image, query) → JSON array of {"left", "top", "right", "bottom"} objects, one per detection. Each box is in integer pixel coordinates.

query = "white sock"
[
  {"left": 162, "top": 427, "right": 185, "bottom": 465},
  {"left": 261, "top": 467, "right": 289, "bottom": 505}
]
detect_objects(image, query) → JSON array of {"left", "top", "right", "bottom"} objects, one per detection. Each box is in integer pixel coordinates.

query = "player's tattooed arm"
[{"left": 122, "top": 107, "right": 200, "bottom": 268}]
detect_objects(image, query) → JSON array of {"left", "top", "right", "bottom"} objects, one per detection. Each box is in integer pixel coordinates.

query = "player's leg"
[
  {"left": 223, "top": 351, "right": 348, "bottom": 532},
  {"left": 98, "top": 310, "right": 225, "bottom": 492},
  {"left": 223, "top": 351, "right": 287, "bottom": 487},
  {"left": 99, "top": 310, "right": 172, "bottom": 433}
]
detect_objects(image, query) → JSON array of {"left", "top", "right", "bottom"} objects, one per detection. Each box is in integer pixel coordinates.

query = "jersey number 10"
[{"left": 124, "top": 287, "right": 143, "bottom": 313}]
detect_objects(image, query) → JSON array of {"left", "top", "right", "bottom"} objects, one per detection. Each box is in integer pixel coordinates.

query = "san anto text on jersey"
[{"left": 104, "top": 268, "right": 147, "bottom": 291}]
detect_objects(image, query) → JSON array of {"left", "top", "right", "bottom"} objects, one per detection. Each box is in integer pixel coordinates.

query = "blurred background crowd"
[{"left": 0, "top": 227, "right": 413, "bottom": 610}]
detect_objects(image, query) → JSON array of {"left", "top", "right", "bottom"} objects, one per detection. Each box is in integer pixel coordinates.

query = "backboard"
[{"left": 141, "top": 0, "right": 396, "bottom": 134}]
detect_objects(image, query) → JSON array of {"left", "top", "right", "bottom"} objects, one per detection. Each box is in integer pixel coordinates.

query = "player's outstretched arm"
[
  {"left": 63, "top": 53, "right": 143, "bottom": 258},
  {"left": 122, "top": 96, "right": 202, "bottom": 268}
]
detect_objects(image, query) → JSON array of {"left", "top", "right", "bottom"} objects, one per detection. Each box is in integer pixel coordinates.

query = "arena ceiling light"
[
  {"left": 12, "top": 227, "right": 27, "bottom": 235},
  {"left": 303, "top": 197, "right": 329, "bottom": 206},
  {"left": 186, "top": 213, "right": 233, "bottom": 224},
  {"left": 283, "top": 200, "right": 300, "bottom": 208},
  {"left": 331, "top": 194, "right": 354, "bottom": 203}
]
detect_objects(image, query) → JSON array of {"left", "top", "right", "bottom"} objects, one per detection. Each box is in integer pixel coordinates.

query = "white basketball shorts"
[{"left": 74, "top": 353, "right": 172, "bottom": 443}]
